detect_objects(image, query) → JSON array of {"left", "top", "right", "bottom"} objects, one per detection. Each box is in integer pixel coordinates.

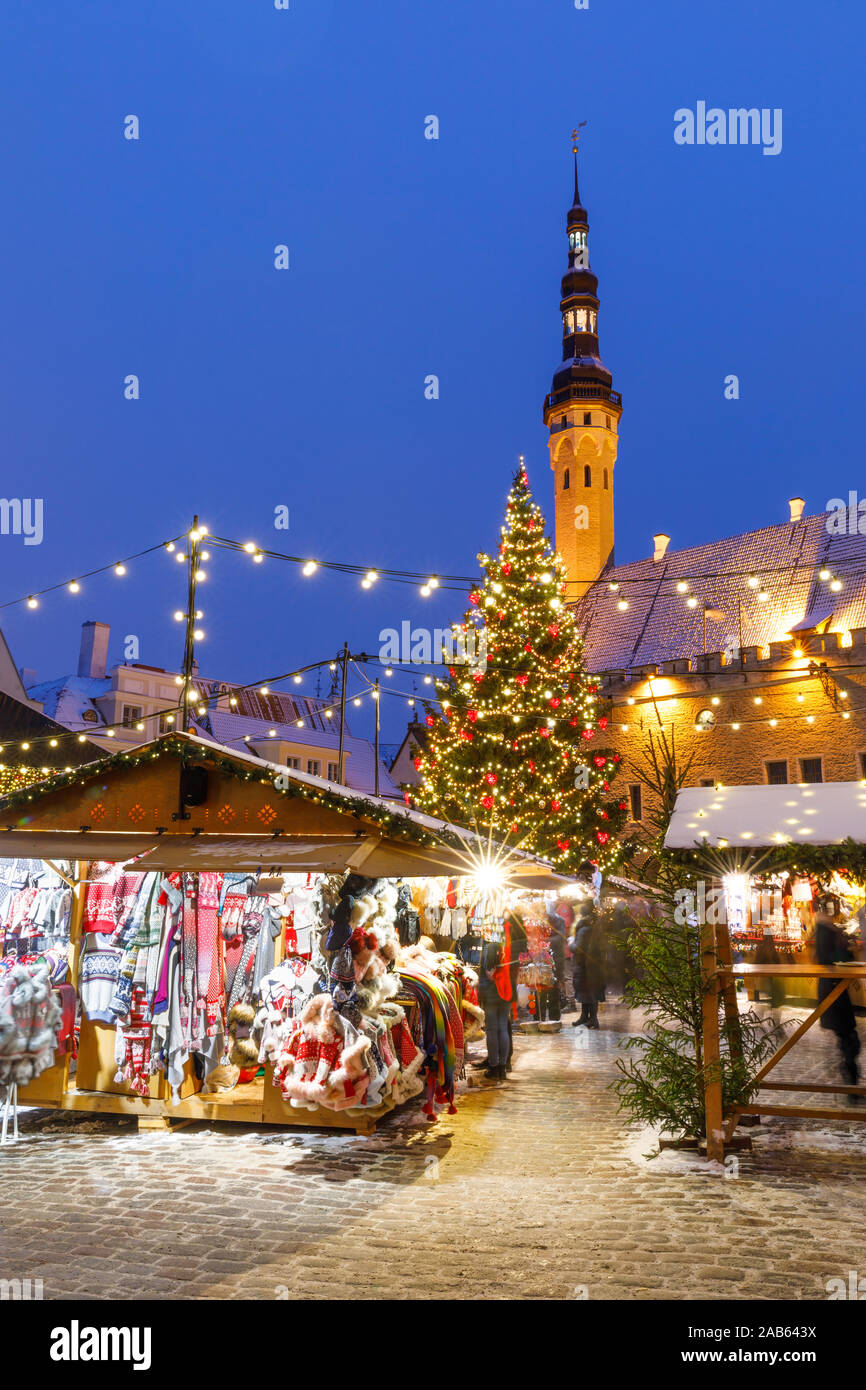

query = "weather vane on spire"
[{"left": 571, "top": 121, "right": 587, "bottom": 155}]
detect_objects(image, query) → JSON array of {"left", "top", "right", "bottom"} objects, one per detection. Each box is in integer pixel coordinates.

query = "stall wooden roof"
[{"left": 0, "top": 732, "right": 569, "bottom": 886}]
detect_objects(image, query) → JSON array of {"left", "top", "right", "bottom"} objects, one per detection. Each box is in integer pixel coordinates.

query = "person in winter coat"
[
  {"left": 815, "top": 895, "right": 862, "bottom": 1092},
  {"left": 570, "top": 903, "right": 606, "bottom": 1029}
]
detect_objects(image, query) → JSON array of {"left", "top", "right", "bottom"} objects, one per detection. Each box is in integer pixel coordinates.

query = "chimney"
[
  {"left": 653, "top": 533, "right": 671, "bottom": 562},
  {"left": 789, "top": 497, "right": 805, "bottom": 522},
  {"left": 78, "top": 621, "right": 110, "bottom": 680}
]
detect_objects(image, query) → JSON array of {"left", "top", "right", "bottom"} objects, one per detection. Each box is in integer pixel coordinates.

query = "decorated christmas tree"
[{"left": 414, "top": 463, "right": 629, "bottom": 873}]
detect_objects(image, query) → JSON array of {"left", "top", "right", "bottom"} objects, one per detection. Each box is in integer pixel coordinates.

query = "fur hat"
[{"left": 227, "top": 1002, "right": 259, "bottom": 1068}]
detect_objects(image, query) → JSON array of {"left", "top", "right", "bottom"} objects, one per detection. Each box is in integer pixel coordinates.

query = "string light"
[
  {"left": 114, "top": 564, "right": 126, "bottom": 576},
  {"left": 68, "top": 582, "right": 80, "bottom": 594},
  {"left": 302, "top": 561, "right": 318, "bottom": 576}
]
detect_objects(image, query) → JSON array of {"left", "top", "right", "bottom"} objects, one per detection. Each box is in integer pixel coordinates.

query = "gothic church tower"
[{"left": 543, "top": 135, "right": 622, "bottom": 599}]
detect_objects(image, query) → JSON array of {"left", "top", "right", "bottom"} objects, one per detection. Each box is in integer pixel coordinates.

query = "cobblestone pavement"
[{"left": 2, "top": 1002, "right": 866, "bottom": 1301}]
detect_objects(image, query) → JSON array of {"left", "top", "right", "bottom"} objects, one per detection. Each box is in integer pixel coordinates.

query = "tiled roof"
[
  {"left": 574, "top": 511, "right": 866, "bottom": 672},
  {"left": 193, "top": 709, "right": 400, "bottom": 799}
]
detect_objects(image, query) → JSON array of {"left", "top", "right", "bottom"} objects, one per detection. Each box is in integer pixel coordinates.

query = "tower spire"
[
  {"left": 543, "top": 131, "right": 623, "bottom": 599},
  {"left": 571, "top": 123, "right": 585, "bottom": 206}
]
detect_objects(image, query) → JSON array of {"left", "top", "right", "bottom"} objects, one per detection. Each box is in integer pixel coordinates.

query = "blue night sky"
[{"left": 0, "top": 0, "right": 863, "bottom": 742}]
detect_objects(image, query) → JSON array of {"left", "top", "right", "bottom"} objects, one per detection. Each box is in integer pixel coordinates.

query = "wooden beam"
[
  {"left": 737, "top": 1103, "right": 866, "bottom": 1123},
  {"left": 759, "top": 1080, "right": 866, "bottom": 1096},
  {"left": 718, "top": 962, "right": 866, "bottom": 977},
  {"left": 751, "top": 980, "right": 849, "bottom": 1086}
]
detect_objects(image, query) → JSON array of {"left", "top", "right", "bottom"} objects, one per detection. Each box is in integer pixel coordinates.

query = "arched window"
[
  {"left": 584, "top": 465, "right": 592, "bottom": 488},
  {"left": 563, "top": 468, "right": 570, "bottom": 491},
  {"left": 603, "top": 468, "right": 609, "bottom": 490}
]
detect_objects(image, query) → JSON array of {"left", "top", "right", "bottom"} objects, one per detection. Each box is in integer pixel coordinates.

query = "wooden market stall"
[
  {"left": 665, "top": 781, "right": 866, "bottom": 1162},
  {"left": 2, "top": 733, "right": 565, "bottom": 1135}
]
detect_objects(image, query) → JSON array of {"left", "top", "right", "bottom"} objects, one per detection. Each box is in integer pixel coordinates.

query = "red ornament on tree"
[
  {"left": 598, "top": 716, "right": 608, "bottom": 730},
  {"left": 469, "top": 591, "right": 481, "bottom": 606},
  {"left": 551, "top": 799, "right": 561, "bottom": 811},
  {"left": 596, "top": 832, "right": 610, "bottom": 845},
  {"left": 502, "top": 562, "right": 512, "bottom": 576},
  {"left": 556, "top": 839, "right": 570, "bottom": 851},
  {"left": 466, "top": 709, "right": 478, "bottom": 722},
  {"left": 481, "top": 795, "right": 494, "bottom": 810},
  {"left": 485, "top": 773, "right": 497, "bottom": 786},
  {"left": 413, "top": 757, "right": 422, "bottom": 771},
  {"left": 515, "top": 674, "right": 529, "bottom": 685},
  {"left": 523, "top": 643, "right": 532, "bottom": 653},
  {"left": 549, "top": 697, "right": 561, "bottom": 709},
  {"left": 593, "top": 756, "right": 607, "bottom": 768},
  {"left": 548, "top": 624, "right": 560, "bottom": 638},
  {"left": 425, "top": 715, "right": 435, "bottom": 728},
  {"left": 581, "top": 729, "right": 594, "bottom": 741},
  {"left": 540, "top": 728, "right": 550, "bottom": 739}
]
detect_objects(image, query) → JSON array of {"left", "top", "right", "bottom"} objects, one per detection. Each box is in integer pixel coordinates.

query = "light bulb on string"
[
  {"left": 302, "top": 561, "right": 318, "bottom": 576},
  {"left": 68, "top": 582, "right": 80, "bottom": 594},
  {"left": 27, "top": 597, "right": 38, "bottom": 609}
]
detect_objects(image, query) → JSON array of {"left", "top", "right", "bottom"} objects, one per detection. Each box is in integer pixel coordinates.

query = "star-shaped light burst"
[{"left": 429, "top": 809, "right": 562, "bottom": 906}]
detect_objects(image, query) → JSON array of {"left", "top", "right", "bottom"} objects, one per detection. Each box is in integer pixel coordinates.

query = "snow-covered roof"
[
  {"left": 27, "top": 674, "right": 109, "bottom": 728},
  {"left": 665, "top": 782, "right": 866, "bottom": 850},
  {"left": 575, "top": 510, "right": 866, "bottom": 673}
]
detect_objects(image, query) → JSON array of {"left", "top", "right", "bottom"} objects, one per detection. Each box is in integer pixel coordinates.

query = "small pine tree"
[
  {"left": 613, "top": 729, "right": 785, "bottom": 1145},
  {"left": 414, "top": 464, "right": 629, "bottom": 872}
]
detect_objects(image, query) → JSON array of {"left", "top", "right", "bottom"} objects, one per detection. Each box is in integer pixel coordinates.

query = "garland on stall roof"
[
  {"left": 668, "top": 838, "right": 866, "bottom": 888},
  {"left": 0, "top": 736, "right": 479, "bottom": 855}
]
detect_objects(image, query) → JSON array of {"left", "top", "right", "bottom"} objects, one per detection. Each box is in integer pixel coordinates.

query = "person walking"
[
  {"left": 815, "top": 894, "right": 862, "bottom": 1095},
  {"left": 477, "top": 921, "right": 519, "bottom": 1081},
  {"left": 571, "top": 902, "right": 606, "bottom": 1029}
]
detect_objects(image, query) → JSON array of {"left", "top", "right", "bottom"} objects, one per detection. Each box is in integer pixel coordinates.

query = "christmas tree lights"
[{"left": 414, "top": 465, "right": 629, "bottom": 873}]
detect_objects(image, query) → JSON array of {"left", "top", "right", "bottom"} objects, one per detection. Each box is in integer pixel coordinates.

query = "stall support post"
[
  {"left": 180, "top": 515, "right": 202, "bottom": 734},
  {"left": 701, "top": 919, "right": 724, "bottom": 1163}
]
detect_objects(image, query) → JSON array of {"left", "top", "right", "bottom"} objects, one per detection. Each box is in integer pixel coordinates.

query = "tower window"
[
  {"left": 605, "top": 414, "right": 611, "bottom": 429},
  {"left": 765, "top": 760, "right": 788, "bottom": 785},
  {"left": 603, "top": 468, "right": 609, "bottom": 490},
  {"left": 583, "top": 412, "right": 592, "bottom": 425},
  {"left": 628, "top": 785, "right": 643, "bottom": 822},
  {"left": 584, "top": 465, "right": 592, "bottom": 488},
  {"left": 563, "top": 468, "right": 570, "bottom": 491}
]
